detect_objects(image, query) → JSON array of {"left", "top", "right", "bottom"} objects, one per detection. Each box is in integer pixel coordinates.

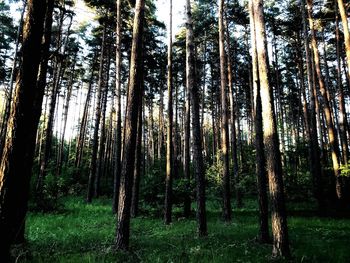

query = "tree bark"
[
  {"left": 251, "top": 0, "right": 290, "bottom": 257},
  {"left": 115, "top": 0, "right": 145, "bottom": 250},
  {"left": 307, "top": 0, "right": 343, "bottom": 200},
  {"left": 0, "top": 0, "right": 48, "bottom": 259},
  {"left": 249, "top": 0, "right": 270, "bottom": 244}
]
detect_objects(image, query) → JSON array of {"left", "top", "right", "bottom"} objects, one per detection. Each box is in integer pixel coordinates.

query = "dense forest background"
[{"left": 0, "top": 0, "right": 350, "bottom": 262}]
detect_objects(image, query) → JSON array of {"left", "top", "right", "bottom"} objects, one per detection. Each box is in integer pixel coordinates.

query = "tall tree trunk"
[
  {"left": 56, "top": 58, "right": 76, "bottom": 177},
  {"left": 219, "top": 0, "right": 232, "bottom": 222},
  {"left": 335, "top": 1, "right": 349, "bottom": 165},
  {"left": 113, "top": 0, "right": 122, "bottom": 214},
  {"left": 251, "top": 0, "right": 290, "bottom": 257},
  {"left": 307, "top": 0, "right": 343, "bottom": 200},
  {"left": 249, "top": 0, "right": 270, "bottom": 244},
  {"left": 87, "top": 24, "right": 106, "bottom": 203},
  {"left": 337, "top": 0, "right": 350, "bottom": 81},
  {"left": 131, "top": 91, "right": 143, "bottom": 218},
  {"left": 164, "top": 0, "right": 173, "bottom": 225},
  {"left": 224, "top": 8, "right": 240, "bottom": 209},
  {"left": 115, "top": 0, "right": 145, "bottom": 250},
  {"left": 300, "top": 0, "right": 324, "bottom": 211},
  {"left": 186, "top": 0, "right": 207, "bottom": 236},
  {"left": 0, "top": 0, "right": 48, "bottom": 259}
]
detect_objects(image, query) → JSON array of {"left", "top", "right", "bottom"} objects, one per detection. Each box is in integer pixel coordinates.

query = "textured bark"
[
  {"left": 0, "top": 0, "right": 48, "bottom": 259},
  {"left": 115, "top": 0, "right": 144, "bottom": 250},
  {"left": 164, "top": 0, "right": 173, "bottom": 225},
  {"left": 86, "top": 25, "right": 106, "bottom": 203},
  {"left": 249, "top": 0, "right": 270, "bottom": 243},
  {"left": 218, "top": 0, "right": 231, "bottom": 222},
  {"left": 307, "top": 0, "right": 343, "bottom": 200},
  {"left": 251, "top": 0, "right": 290, "bottom": 257},
  {"left": 113, "top": 0, "right": 122, "bottom": 214},
  {"left": 186, "top": 0, "right": 207, "bottom": 236}
]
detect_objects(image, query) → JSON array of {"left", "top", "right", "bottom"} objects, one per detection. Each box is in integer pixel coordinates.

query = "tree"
[
  {"left": 164, "top": 0, "right": 173, "bottom": 225},
  {"left": 218, "top": 0, "right": 232, "bottom": 222},
  {"left": 115, "top": 0, "right": 145, "bottom": 250},
  {"left": 0, "top": 0, "right": 49, "bottom": 259},
  {"left": 186, "top": 0, "right": 207, "bottom": 236},
  {"left": 250, "top": 0, "right": 290, "bottom": 258},
  {"left": 249, "top": 0, "right": 269, "bottom": 243},
  {"left": 113, "top": 0, "right": 123, "bottom": 214}
]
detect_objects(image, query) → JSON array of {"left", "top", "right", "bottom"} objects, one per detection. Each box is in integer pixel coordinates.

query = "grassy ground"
[{"left": 14, "top": 197, "right": 350, "bottom": 262}]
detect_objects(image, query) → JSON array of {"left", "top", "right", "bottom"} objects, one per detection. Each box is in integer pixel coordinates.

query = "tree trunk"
[
  {"left": 251, "top": 0, "right": 290, "bottom": 257},
  {"left": 0, "top": 0, "right": 48, "bottom": 259},
  {"left": 113, "top": 0, "right": 122, "bottom": 214},
  {"left": 307, "top": 0, "right": 343, "bottom": 200},
  {"left": 219, "top": 0, "right": 232, "bottom": 222},
  {"left": 335, "top": 1, "right": 349, "bottom": 165},
  {"left": 337, "top": 0, "right": 350, "bottom": 81},
  {"left": 164, "top": 0, "right": 173, "bottom": 225},
  {"left": 115, "top": 0, "right": 145, "bottom": 250},
  {"left": 186, "top": 0, "right": 207, "bottom": 236},
  {"left": 87, "top": 24, "right": 106, "bottom": 203},
  {"left": 249, "top": 0, "right": 270, "bottom": 244},
  {"left": 300, "top": 0, "right": 324, "bottom": 211}
]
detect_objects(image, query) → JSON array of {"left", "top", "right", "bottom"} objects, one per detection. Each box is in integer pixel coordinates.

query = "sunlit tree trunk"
[
  {"left": 307, "top": 0, "right": 343, "bottom": 200},
  {"left": 249, "top": 0, "right": 270, "bottom": 244},
  {"left": 251, "top": 0, "right": 290, "bottom": 257},
  {"left": 115, "top": 0, "right": 145, "bottom": 250}
]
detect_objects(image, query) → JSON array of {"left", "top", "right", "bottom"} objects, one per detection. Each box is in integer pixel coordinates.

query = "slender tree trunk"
[
  {"left": 131, "top": 88, "right": 143, "bottom": 218},
  {"left": 249, "top": 0, "right": 270, "bottom": 244},
  {"left": 87, "top": 24, "right": 106, "bottom": 203},
  {"left": 218, "top": 0, "right": 231, "bottom": 222},
  {"left": 300, "top": 0, "right": 324, "bottom": 211},
  {"left": 335, "top": 1, "right": 349, "bottom": 165},
  {"left": 164, "top": 0, "right": 173, "bottom": 225},
  {"left": 115, "top": 0, "right": 145, "bottom": 250},
  {"left": 307, "top": 0, "right": 343, "bottom": 200},
  {"left": 186, "top": 0, "right": 207, "bottom": 236},
  {"left": 0, "top": 0, "right": 48, "bottom": 259},
  {"left": 224, "top": 8, "right": 240, "bottom": 209},
  {"left": 337, "top": 0, "right": 350, "bottom": 81},
  {"left": 251, "top": 0, "right": 290, "bottom": 257},
  {"left": 113, "top": 0, "right": 122, "bottom": 214}
]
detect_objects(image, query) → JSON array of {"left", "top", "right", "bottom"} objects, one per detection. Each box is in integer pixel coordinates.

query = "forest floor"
[{"left": 13, "top": 197, "right": 350, "bottom": 262}]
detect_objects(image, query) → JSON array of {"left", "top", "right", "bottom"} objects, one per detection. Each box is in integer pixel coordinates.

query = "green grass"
[{"left": 14, "top": 197, "right": 350, "bottom": 262}]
